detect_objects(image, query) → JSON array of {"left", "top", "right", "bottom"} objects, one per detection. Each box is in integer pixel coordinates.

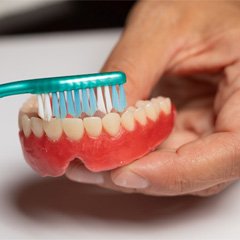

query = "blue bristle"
[
  {"left": 59, "top": 91, "right": 67, "bottom": 118},
  {"left": 111, "top": 85, "right": 119, "bottom": 111},
  {"left": 82, "top": 89, "right": 91, "bottom": 115},
  {"left": 74, "top": 90, "right": 82, "bottom": 117},
  {"left": 89, "top": 88, "right": 97, "bottom": 116},
  {"left": 119, "top": 84, "right": 127, "bottom": 111},
  {"left": 52, "top": 92, "right": 60, "bottom": 117},
  {"left": 67, "top": 91, "right": 75, "bottom": 116}
]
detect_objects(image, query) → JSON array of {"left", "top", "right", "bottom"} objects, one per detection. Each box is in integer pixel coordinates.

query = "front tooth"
[
  {"left": 144, "top": 103, "right": 157, "bottom": 121},
  {"left": 135, "top": 100, "right": 150, "bottom": 108},
  {"left": 62, "top": 118, "right": 84, "bottom": 141},
  {"left": 83, "top": 117, "right": 102, "bottom": 137},
  {"left": 43, "top": 119, "right": 62, "bottom": 141},
  {"left": 102, "top": 113, "right": 121, "bottom": 136},
  {"left": 134, "top": 107, "right": 147, "bottom": 126},
  {"left": 121, "top": 111, "right": 135, "bottom": 131},
  {"left": 31, "top": 117, "right": 44, "bottom": 138},
  {"left": 160, "top": 98, "right": 171, "bottom": 114},
  {"left": 22, "top": 115, "right": 31, "bottom": 137}
]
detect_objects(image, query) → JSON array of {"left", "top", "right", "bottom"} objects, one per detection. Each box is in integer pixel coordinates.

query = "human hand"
[{"left": 66, "top": 1, "right": 240, "bottom": 196}]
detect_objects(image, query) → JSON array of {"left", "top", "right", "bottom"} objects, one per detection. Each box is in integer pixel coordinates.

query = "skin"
[{"left": 66, "top": 1, "right": 240, "bottom": 196}]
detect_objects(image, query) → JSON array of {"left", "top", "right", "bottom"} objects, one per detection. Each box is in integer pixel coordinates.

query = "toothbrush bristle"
[
  {"left": 104, "top": 86, "right": 113, "bottom": 113},
  {"left": 37, "top": 94, "right": 44, "bottom": 119},
  {"left": 37, "top": 83, "right": 127, "bottom": 121},
  {"left": 111, "top": 85, "right": 119, "bottom": 112},
  {"left": 44, "top": 94, "right": 52, "bottom": 121},
  {"left": 97, "top": 86, "right": 107, "bottom": 114},
  {"left": 59, "top": 92, "right": 67, "bottom": 118},
  {"left": 66, "top": 91, "right": 75, "bottom": 116},
  {"left": 82, "top": 89, "right": 91, "bottom": 116},
  {"left": 119, "top": 84, "right": 127, "bottom": 111},
  {"left": 74, "top": 89, "right": 82, "bottom": 117},
  {"left": 89, "top": 88, "right": 97, "bottom": 116},
  {"left": 52, "top": 92, "right": 60, "bottom": 118}
]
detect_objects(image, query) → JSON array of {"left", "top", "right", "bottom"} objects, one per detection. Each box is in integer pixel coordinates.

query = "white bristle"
[
  {"left": 104, "top": 86, "right": 113, "bottom": 113},
  {"left": 37, "top": 94, "right": 45, "bottom": 119},
  {"left": 97, "top": 87, "right": 107, "bottom": 113},
  {"left": 44, "top": 94, "right": 52, "bottom": 121}
]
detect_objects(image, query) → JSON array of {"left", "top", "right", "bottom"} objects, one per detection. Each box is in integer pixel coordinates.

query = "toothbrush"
[{"left": 0, "top": 72, "right": 127, "bottom": 121}]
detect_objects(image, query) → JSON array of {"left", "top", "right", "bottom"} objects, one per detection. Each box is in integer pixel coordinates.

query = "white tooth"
[
  {"left": 43, "top": 119, "right": 62, "bottom": 141},
  {"left": 160, "top": 98, "right": 171, "bottom": 114},
  {"left": 22, "top": 115, "right": 31, "bottom": 137},
  {"left": 151, "top": 98, "right": 161, "bottom": 115},
  {"left": 83, "top": 117, "right": 102, "bottom": 137},
  {"left": 144, "top": 103, "right": 157, "bottom": 121},
  {"left": 62, "top": 118, "right": 84, "bottom": 141},
  {"left": 135, "top": 100, "right": 150, "bottom": 108},
  {"left": 31, "top": 117, "right": 44, "bottom": 138},
  {"left": 121, "top": 111, "right": 135, "bottom": 131},
  {"left": 102, "top": 112, "right": 121, "bottom": 136},
  {"left": 126, "top": 106, "right": 136, "bottom": 112},
  {"left": 134, "top": 107, "right": 147, "bottom": 126}
]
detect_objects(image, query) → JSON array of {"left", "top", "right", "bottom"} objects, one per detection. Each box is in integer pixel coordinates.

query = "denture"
[{"left": 19, "top": 96, "right": 175, "bottom": 176}]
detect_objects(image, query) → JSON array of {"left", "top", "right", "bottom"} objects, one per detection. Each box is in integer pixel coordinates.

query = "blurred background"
[{"left": 0, "top": 0, "right": 135, "bottom": 35}]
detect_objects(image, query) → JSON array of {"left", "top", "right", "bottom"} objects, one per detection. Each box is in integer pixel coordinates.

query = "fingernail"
[
  {"left": 66, "top": 164, "right": 104, "bottom": 184},
  {"left": 112, "top": 171, "right": 149, "bottom": 189}
]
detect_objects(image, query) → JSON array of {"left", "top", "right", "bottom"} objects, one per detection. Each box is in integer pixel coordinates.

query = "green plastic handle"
[{"left": 0, "top": 71, "right": 126, "bottom": 98}]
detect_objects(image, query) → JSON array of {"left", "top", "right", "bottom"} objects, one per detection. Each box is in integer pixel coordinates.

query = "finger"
[
  {"left": 111, "top": 132, "right": 240, "bottom": 196},
  {"left": 191, "top": 181, "right": 235, "bottom": 197},
  {"left": 101, "top": 2, "right": 182, "bottom": 105},
  {"left": 65, "top": 161, "right": 135, "bottom": 194}
]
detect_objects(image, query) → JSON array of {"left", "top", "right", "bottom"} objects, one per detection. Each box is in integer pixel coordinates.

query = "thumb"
[
  {"left": 111, "top": 132, "right": 240, "bottom": 196},
  {"left": 101, "top": 3, "right": 180, "bottom": 105}
]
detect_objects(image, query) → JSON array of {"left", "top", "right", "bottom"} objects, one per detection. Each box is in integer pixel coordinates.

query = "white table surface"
[{"left": 0, "top": 30, "right": 240, "bottom": 240}]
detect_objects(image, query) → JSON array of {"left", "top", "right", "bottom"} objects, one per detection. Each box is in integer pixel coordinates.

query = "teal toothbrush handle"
[
  {"left": 0, "top": 80, "right": 35, "bottom": 98},
  {"left": 0, "top": 72, "right": 126, "bottom": 98}
]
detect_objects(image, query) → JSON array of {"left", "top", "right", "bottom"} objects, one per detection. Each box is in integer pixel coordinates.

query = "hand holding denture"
[{"left": 66, "top": 1, "right": 240, "bottom": 196}]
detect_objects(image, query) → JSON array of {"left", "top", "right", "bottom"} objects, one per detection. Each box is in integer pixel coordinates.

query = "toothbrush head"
[{"left": 0, "top": 71, "right": 126, "bottom": 121}]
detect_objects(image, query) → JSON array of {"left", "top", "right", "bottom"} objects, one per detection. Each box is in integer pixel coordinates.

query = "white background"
[{"left": 0, "top": 30, "right": 240, "bottom": 240}]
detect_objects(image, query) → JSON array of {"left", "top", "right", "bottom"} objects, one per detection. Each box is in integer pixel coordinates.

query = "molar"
[
  {"left": 135, "top": 100, "right": 150, "bottom": 108},
  {"left": 159, "top": 98, "right": 171, "bottom": 114},
  {"left": 151, "top": 98, "right": 161, "bottom": 115},
  {"left": 62, "top": 118, "right": 84, "bottom": 141},
  {"left": 31, "top": 117, "right": 44, "bottom": 138},
  {"left": 144, "top": 103, "right": 158, "bottom": 121},
  {"left": 121, "top": 111, "right": 135, "bottom": 131},
  {"left": 126, "top": 106, "right": 136, "bottom": 112},
  {"left": 83, "top": 117, "right": 102, "bottom": 137},
  {"left": 22, "top": 115, "right": 31, "bottom": 137},
  {"left": 43, "top": 119, "right": 62, "bottom": 141},
  {"left": 134, "top": 107, "right": 147, "bottom": 126},
  {"left": 102, "top": 112, "right": 121, "bottom": 136},
  {"left": 18, "top": 113, "right": 23, "bottom": 131}
]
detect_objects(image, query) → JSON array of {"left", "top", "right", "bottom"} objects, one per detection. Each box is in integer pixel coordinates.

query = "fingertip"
[
  {"left": 65, "top": 162, "right": 105, "bottom": 185},
  {"left": 111, "top": 168, "right": 149, "bottom": 189}
]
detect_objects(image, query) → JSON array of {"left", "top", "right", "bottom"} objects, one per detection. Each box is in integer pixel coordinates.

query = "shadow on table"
[{"left": 10, "top": 176, "right": 230, "bottom": 223}]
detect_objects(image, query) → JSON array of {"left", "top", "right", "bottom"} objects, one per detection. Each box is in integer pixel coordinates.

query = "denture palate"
[{"left": 19, "top": 97, "right": 172, "bottom": 141}]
